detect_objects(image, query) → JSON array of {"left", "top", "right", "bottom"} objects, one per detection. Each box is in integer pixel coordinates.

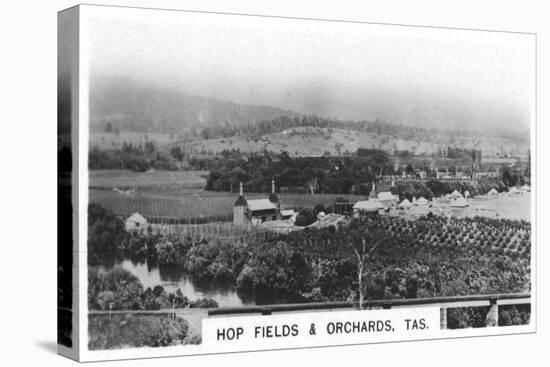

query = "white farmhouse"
[{"left": 125, "top": 212, "right": 148, "bottom": 233}]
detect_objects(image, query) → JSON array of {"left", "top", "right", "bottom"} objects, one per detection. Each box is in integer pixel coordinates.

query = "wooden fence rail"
[
  {"left": 208, "top": 293, "right": 531, "bottom": 329},
  {"left": 84, "top": 293, "right": 530, "bottom": 330}
]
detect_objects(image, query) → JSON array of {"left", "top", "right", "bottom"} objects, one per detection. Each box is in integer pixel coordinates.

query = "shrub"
[
  {"left": 295, "top": 208, "right": 316, "bottom": 227},
  {"left": 88, "top": 314, "right": 190, "bottom": 349},
  {"left": 190, "top": 298, "right": 219, "bottom": 308}
]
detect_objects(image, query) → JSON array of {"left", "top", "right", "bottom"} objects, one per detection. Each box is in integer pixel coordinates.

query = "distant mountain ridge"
[
  {"left": 88, "top": 76, "right": 529, "bottom": 147},
  {"left": 89, "top": 76, "right": 297, "bottom": 133}
]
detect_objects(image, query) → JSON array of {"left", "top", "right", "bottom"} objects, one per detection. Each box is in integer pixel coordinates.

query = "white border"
[
  {"left": 78, "top": 4, "right": 90, "bottom": 361},
  {"left": 75, "top": 4, "right": 538, "bottom": 362}
]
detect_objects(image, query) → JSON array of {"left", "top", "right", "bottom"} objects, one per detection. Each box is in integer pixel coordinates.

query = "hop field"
[
  {"left": 89, "top": 189, "right": 366, "bottom": 222},
  {"left": 151, "top": 222, "right": 281, "bottom": 243}
]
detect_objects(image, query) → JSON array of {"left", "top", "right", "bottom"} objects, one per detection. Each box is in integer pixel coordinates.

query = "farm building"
[
  {"left": 233, "top": 181, "right": 281, "bottom": 224},
  {"left": 377, "top": 191, "right": 398, "bottom": 206},
  {"left": 398, "top": 199, "right": 412, "bottom": 209},
  {"left": 415, "top": 197, "right": 429, "bottom": 206},
  {"left": 248, "top": 199, "right": 278, "bottom": 221},
  {"left": 125, "top": 212, "right": 148, "bottom": 233},
  {"left": 280, "top": 209, "right": 296, "bottom": 220}
]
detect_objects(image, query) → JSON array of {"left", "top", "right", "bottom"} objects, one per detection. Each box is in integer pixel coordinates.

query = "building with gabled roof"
[
  {"left": 398, "top": 199, "right": 412, "bottom": 209},
  {"left": 233, "top": 180, "right": 280, "bottom": 224},
  {"left": 125, "top": 212, "right": 148, "bottom": 233},
  {"left": 377, "top": 191, "right": 398, "bottom": 206}
]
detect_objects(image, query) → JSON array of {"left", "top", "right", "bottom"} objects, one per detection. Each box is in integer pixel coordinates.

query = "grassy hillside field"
[
  {"left": 90, "top": 127, "right": 529, "bottom": 160},
  {"left": 180, "top": 127, "right": 528, "bottom": 158}
]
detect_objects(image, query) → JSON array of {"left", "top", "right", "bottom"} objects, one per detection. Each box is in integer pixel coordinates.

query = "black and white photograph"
[{"left": 57, "top": 3, "right": 535, "bottom": 359}]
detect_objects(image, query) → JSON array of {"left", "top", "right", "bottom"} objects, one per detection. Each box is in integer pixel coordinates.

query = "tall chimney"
[
  {"left": 239, "top": 182, "right": 243, "bottom": 196},
  {"left": 272, "top": 179, "right": 275, "bottom": 194}
]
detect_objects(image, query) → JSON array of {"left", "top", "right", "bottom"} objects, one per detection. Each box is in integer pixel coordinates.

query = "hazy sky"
[{"left": 83, "top": 5, "right": 535, "bottom": 135}]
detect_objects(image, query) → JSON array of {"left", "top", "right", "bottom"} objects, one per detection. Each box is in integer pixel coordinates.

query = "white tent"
[
  {"left": 450, "top": 197, "right": 469, "bottom": 208},
  {"left": 398, "top": 199, "right": 412, "bottom": 209},
  {"left": 508, "top": 187, "right": 521, "bottom": 195},
  {"left": 464, "top": 190, "right": 470, "bottom": 199},
  {"left": 488, "top": 188, "right": 498, "bottom": 196},
  {"left": 521, "top": 185, "right": 531, "bottom": 192},
  {"left": 416, "top": 197, "right": 429, "bottom": 206},
  {"left": 353, "top": 200, "right": 384, "bottom": 212},
  {"left": 450, "top": 190, "right": 463, "bottom": 199}
]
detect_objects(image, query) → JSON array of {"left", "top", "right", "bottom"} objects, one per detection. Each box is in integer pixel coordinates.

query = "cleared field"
[
  {"left": 89, "top": 170, "right": 208, "bottom": 191},
  {"left": 89, "top": 189, "right": 366, "bottom": 221},
  {"left": 185, "top": 127, "right": 528, "bottom": 158}
]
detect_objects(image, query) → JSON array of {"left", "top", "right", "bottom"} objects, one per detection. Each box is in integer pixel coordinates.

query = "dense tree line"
[
  {"left": 197, "top": 114, "right": 494, "bottom": 143},
  {"left": 205, "top": 151, "right": 393, "bottom": 194},
  {"left": 204, "top": 151, "right": 512, "bottom": 197},
  {"left": 502, "top": 167, "right": 527, "bottom": 187}
]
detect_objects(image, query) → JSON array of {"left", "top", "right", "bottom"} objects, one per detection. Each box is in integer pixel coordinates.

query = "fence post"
[
  {"left": 172, "top": 298, "right": 175, "bottom": 321},
  {"left": 440, "top": 307, "right": 447, "bottom": 330},
  {"left": 485, "top": 298, "right": 498, "bottom": 327}
]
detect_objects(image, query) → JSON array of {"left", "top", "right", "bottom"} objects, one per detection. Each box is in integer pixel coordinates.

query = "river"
[{"left": 116, "top": 259, "right": 305, "bottom": 307}]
